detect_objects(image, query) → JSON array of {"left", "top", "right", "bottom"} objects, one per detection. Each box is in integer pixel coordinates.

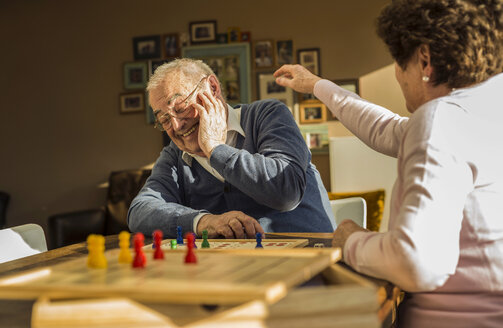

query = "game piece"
[
  {"left": 201, "top": 230, "right": 210, "bottom": 248},
  {"left": 192, "top": 232, "right": 197, "bottom": 249},
  {"left": 170, "top": 239, "right": 177, "bottom": 249},
  {"left": 176, "top": 226, "right": 183, "bottom": 245},
  {"left": 118, "top": 231, "right": 132, "bottom": 264},
  {"left": 314, "top": 243, "right": 325, "bottom": 248},
  {"left": 255, "top": 232, "right": 263, "bottom": 248},
  {"left": 153, "top": 230, "right": 164, "bottom": 260},
  {"left": 184, "top": 233, "right": 197, "bottom": 264},
  {"left": 86, "top": 234, "right": 107, "bottom": 269},
  {"left": 132, "top": 233, "right": 146, "bottom": 268}
]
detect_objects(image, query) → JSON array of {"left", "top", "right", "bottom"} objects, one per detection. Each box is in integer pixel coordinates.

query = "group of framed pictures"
[{"left": 119, "top": 19, "right": 359, "bottom": 130}]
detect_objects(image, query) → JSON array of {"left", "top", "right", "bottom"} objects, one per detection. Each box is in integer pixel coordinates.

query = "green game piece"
[
  {"left": 201, "top": 230, "right": 210, "bottom": 248},
  {"left": 170, "top": 239, "right": 177, "bottom": 249}
]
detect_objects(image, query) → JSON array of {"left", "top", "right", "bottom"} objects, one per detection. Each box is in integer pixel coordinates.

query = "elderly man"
[{"left": 128, "top": 58, "right": 335, "bottom": 238}]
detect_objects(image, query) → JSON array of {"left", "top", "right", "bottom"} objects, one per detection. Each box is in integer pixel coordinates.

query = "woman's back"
[{"left": 397, "top": 73, "right": 503, "bottom": 327}]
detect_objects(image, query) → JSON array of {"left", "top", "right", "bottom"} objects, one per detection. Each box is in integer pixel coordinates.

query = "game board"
[
  {"left": 0, "top": 247, "right": 340, "bottom": 305},
  {"left": 145, "top": 238, "right": 309, "bottom": 250}
]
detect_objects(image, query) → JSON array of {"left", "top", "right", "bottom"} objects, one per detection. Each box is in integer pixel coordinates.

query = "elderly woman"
[{"left": 275, "top": 0, "right": 503, "bottom": 326}]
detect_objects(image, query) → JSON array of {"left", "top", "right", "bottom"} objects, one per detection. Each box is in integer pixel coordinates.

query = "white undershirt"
[{"left": 181, "top": 104, "right": 245, "bottom": 233}]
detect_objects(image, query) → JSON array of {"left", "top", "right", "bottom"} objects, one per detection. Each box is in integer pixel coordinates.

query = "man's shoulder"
[{"left": 240, "top": 99, "right": 290, "bottom": 119}]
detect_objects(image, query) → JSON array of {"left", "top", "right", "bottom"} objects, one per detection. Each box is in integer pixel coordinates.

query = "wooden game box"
[{"left": 0, "top": 243, "right": 338, "bottom": 305}]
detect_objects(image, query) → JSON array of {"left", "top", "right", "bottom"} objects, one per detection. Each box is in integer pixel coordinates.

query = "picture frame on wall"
[
  {"left": 297, "top": 48, "right": 321, "bottom": 75},
  {"left": 123, "top": 61, "right": 148, "bottom": 89},
  {"left": 240, "top": 31, "right": 251, "bottom": 42},
  {"left": 148, "top": 59, "right": 171, "bottom": 76},
  {"left": 253, "top": 40, "right": 275, "bottom": 69},
  {"left": 119, "top": 92, "right": 145, "bottom": 114},
  {"left": 182, "top": 43, "right": 252, "bottom": 107},
  {"left": 227, "top": 27, "right": 241, "bottom": 43},
  {"left": 162, "top": 33, "right": 180, "bottom": 58},
  {"left": 189, "top": 20, "right": 217, "bottom": 44},
  {"left": 299, "top": 101, "right": 327, "bottom": 124},
  {"left": 216, "top": 33, "right": 228, "bottom": 44},
  {"left": 276, "top": 40, "right": 294, "bottom": 66},
  {"left": 256, "top": 72, "right": 294, "bottom": 111},
  {"left": 132, "top": 35, "right": 161, "bottom": 60}
]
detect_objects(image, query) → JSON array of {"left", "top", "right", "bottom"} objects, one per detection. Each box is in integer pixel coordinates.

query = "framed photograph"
[
  {"left": 123, "top": 62, "right": 148, "bottom": 89},
  {"left": 189, "top": 20, "right": 217, "bottom": 44},
  {"left": 276, "top": 40, "right": 294, "bottom": 66},
  {"left": 253, "top": 40, "right": 275, "bottom": 69},
  {"left": 227, "top": 27, "right": 241, "bottom": 43},
  {"left": 256, "top": 72, "right": 294, "bottom": 111},
  {"left": 119, "top": 92, "right": 144, "bottom": 114},
  {"left": 240, "top": 31, "right": 251, "bottom": 42},
  {"left": 297, "top": 48, "right": 321, "bottom": 75},
  {"left": 162, "top": 33, "right": 180, "bottom": 58},
  {"left": 148, "top": 59, "right": 171, "bottom": 76},
  {"left": 132, "top": 35, "right": 161, "bottom": 60},
  {"left": 299, "top": 101, "right": 327, "bottom": 124},
  {"left": 182, "top": 43, "right": 251, "bottom": 106},
  {"left": 216, "top": 33, "right": 228, "bottom": 44},
  {"left": 305, "top": 132, "right": 322, "bottom": 149}
]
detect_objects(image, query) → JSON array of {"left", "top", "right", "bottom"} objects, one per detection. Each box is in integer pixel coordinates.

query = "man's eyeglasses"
[{"left": 154, "top": 75, "right": 209, "bottom": 131}]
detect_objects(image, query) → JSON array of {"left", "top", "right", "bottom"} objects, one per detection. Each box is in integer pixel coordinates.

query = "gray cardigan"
[{"left": 128, "top": 99, "right": 335, "bottom": 237}]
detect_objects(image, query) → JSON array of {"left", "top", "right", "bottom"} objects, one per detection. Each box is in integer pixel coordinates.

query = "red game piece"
[
  {"left": 153, "top": 230, "right": 164, "bottom": 260},
  {"left": 132, "top": 232, "right": 146, "bottom": 268},
  {"left": 184, "top": 233, "right": 197, "bottom": 264}
]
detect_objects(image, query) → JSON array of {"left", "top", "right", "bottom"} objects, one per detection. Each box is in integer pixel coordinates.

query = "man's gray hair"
[{"left": 147, "top": 58, "right": 215, "bottom": 91}]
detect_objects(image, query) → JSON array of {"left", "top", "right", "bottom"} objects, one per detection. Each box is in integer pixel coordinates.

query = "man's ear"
[{"left": 208, "top": 74, "right": 222, "bottom": 97}]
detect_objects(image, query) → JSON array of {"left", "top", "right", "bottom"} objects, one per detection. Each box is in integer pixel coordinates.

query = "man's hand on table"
[
  {"left": 332, "top": 219, "right": 368, "bottom": 255},
  {"left": 197, "top": 211, "right": 265, "bottom": 239}
]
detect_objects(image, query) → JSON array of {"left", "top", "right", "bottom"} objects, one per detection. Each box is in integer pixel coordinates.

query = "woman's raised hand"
[{"left": 273, "top": 64, "right": 322, "bottom": 94}]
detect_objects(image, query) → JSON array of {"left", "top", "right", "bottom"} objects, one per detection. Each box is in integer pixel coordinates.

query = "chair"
[
  {"left": 47, "top": 169, "right": 151, "bottom": 249},
  {"left": 0, "top": 223, "right": 47, "bottom": 263},
  {"left": 329, "top": 136, "right": 397, "bottom": 231},
  {"left": 0, "top": 191, "right": 9, "bottom": 229},
  {"left": 330, "top": 197, "right": 367, "bottom": 228}
]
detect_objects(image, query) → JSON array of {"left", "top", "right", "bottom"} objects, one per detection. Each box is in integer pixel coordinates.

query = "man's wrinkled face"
[{"left": 150, "top": 74, "right": 209, "bottom": 156}]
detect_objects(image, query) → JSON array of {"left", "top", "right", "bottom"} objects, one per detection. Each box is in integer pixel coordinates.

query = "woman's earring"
[{"left": 422, "top": 76, "right": 430, "bottom": 82}]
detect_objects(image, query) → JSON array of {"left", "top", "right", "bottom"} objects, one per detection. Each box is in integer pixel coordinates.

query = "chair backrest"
[
  {"left": 0, "top": 223, "right": 47, "bottom": 263},
  {"left": 330, "top": 197, "right": 367, "bottom": 228},
  {"left": 0, "top": 191, "right": 9, "bottom": 229},
  {"left": 48, "top": 208, "right": 106, "bottom": 249},
  {"left": 105, "top": 169, "right": 151, "bottom": 234},
  {"left": 329, "top": 136, "right": 397, "bottom": 231}
]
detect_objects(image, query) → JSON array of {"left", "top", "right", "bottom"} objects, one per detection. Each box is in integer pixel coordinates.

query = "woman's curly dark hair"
[{"left": 377, "top": 0, "right": 503, "bottom": 88}]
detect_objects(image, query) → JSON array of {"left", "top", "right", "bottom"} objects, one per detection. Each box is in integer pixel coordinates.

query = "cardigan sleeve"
[
  {"left": 314, "top": 79, "right": 408, "bottom": 158},
  {"left": 210, "top": 100, "right": 310, "bottom": 212},
  {"left": 127, "top": 146, "right": 208, "bottom": 238}
]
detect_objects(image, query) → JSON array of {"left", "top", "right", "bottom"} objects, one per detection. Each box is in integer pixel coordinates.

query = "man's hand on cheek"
[{"left": 194, "top": 91, "right": 227, "bottom": 157}]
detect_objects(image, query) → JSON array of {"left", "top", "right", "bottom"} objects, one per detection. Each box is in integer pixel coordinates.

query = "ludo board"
[{"left": 144, "top": 238, "right": 309, "bottom": 250}]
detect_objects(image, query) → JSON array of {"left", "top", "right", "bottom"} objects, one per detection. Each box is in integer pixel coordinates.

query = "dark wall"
[{"left": 0, "top": 0, "right": 392, "bottom": 231}]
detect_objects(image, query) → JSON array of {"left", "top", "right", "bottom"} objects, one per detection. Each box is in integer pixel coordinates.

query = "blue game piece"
[
  {"left": 255, "top": 232, "right": 263, "bottom": 248},
  {"left": 177, "top": 226, "right": 184, "bottom": 245}
]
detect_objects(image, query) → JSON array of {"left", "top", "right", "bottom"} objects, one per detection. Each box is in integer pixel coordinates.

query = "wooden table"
[{"left": 0, "top": 233, "right": 399, "bottom": 328}]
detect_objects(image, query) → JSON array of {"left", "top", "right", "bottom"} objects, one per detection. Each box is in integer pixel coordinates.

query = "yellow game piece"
[
  {"left": 86, "top": 234, "right": 107, "bottom": 269},
  {"left": 118, "top": 231, "right": 132, "bottom": 264}
]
